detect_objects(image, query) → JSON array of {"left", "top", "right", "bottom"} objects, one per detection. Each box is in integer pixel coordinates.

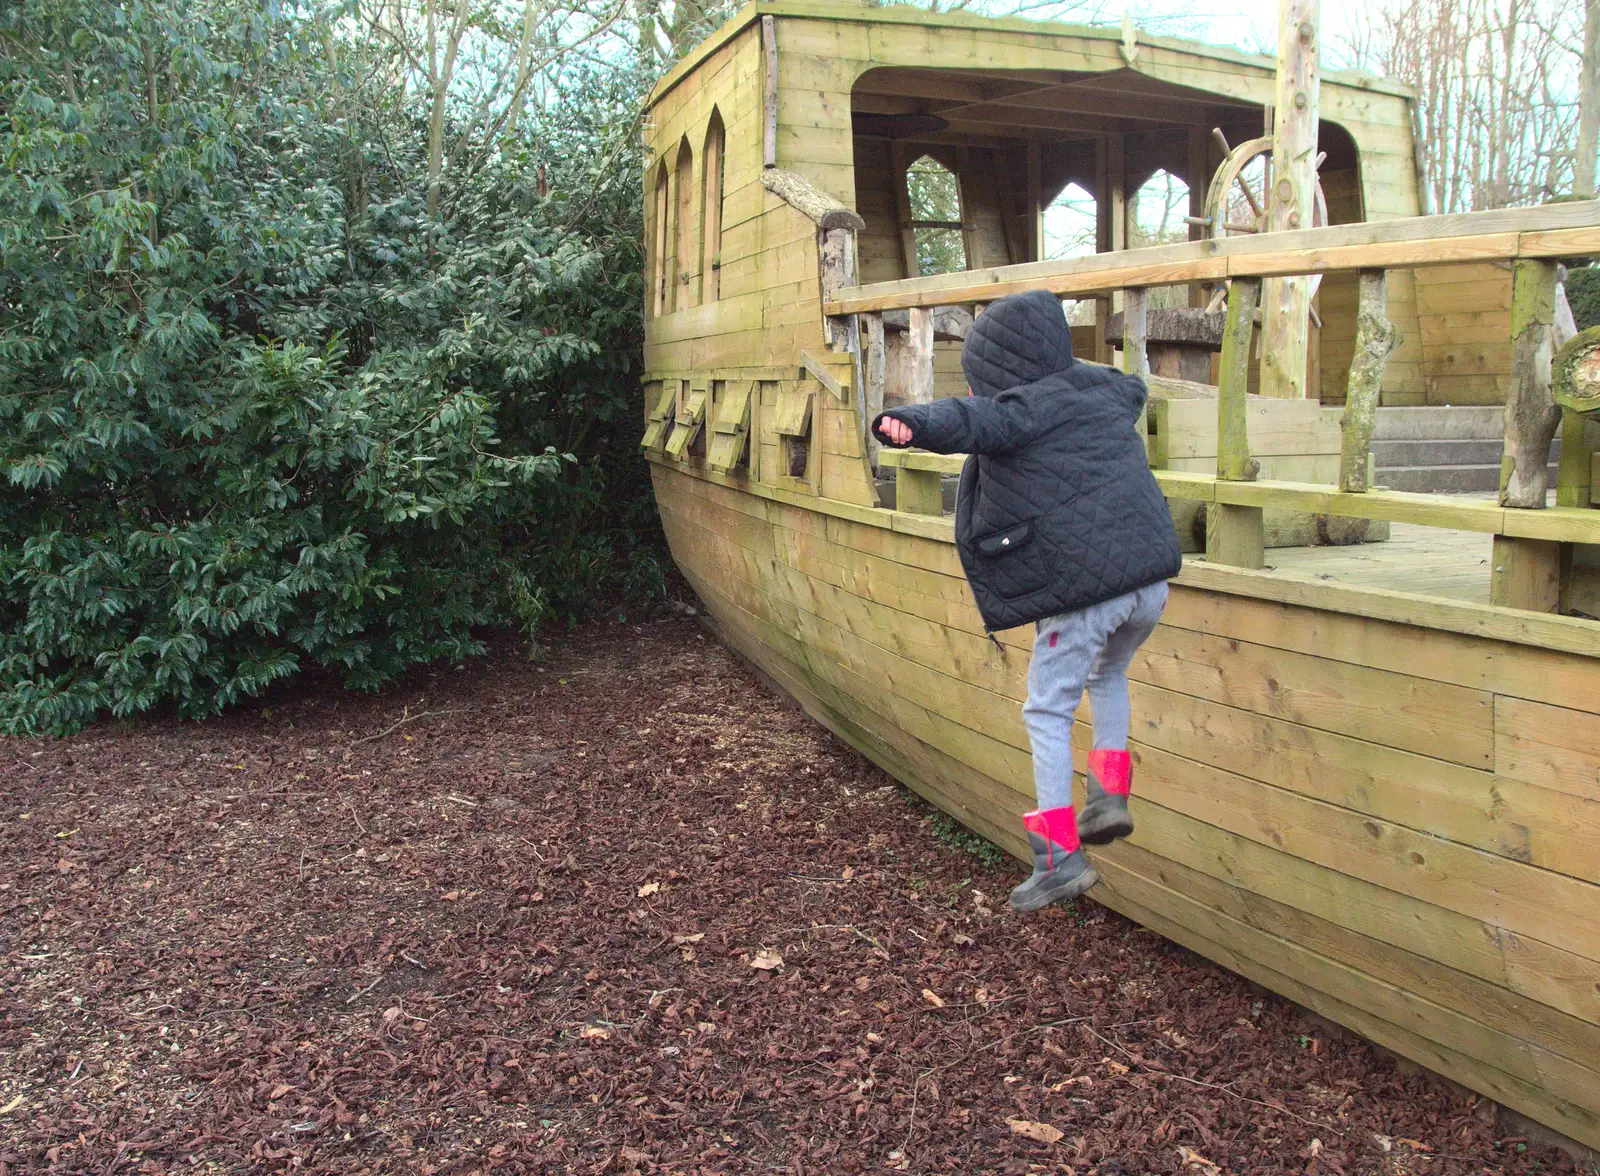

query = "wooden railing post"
[
  {"left": 1501, "top": 258, "right": 1562, "bottom": 508},
  {"left": 864, "top": 312, "right": 886, "bottom": 464},
  {"left": 1123, "top": 287, "right": 1151, "bottom": 464},
  {"left": 1339, "top": 269, "right": 1397, "bottom": 492},
  {"left": 1210, "top": 277, "right": 1265, "bottom": 568},
  {"left": 907, "top": 306, "right": 935, "bottom": 404},
  {"left": 1493, "top": 258, "right": 1563, "bottom": 610}
]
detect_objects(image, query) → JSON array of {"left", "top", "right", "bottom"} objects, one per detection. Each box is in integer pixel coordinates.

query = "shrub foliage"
[{"left": 0, "top": 0, "right": 656, "bottom": 734}]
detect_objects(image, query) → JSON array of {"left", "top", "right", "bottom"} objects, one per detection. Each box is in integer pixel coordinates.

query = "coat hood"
[{"left": 960, "top": 289, "right": 1077, "bottom": 398}]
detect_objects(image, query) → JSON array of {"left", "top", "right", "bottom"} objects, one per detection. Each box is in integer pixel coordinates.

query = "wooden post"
[
  {"left": 1491, "top": 537, "right": 1561, "bottom": 612},
  {"left": 819, "top": 226, "right": 859, "bottom": 355},
  {"left": 1338, "top": 269, "right": 1397, "bottom": 492},
  {"left": 762, "top": 15, "right": 777, "bottom": 169},
  {"left": 1187, "top": 126, "right": 1211, "bottom": 309},
  {"left": 1093, "top": 134, "right": 1126, "bottom": 364},
  {"left": 891, "top": 141, "right": 918, "bottom": 279},
  {"left": 1259, "top": 0, "right": 1320, "bottom": 399},
  {"left": 1557, "top": 409, "right": 1600, "bottom": 508},
  {"left": 897, "top": 469, "right": 944, "bottom": 515},
  {"left": 1124, "top": 287, "right": 1151, "bottom": 463},
  {"left": 907, "top": 306, "right": 935, "bottom": 404},
  {"left": 1027, "top": 142, "right": 1044, "bottom": 262},
  {"left": 865, "top": 313, "right": 886, "bottom": 465},
  {"left": 1210, "top": 277, "right": 1265, "bottom": 569},
  {"left": 1500, "top": 258, "right": 1561, "bottom": 509},
  {"left": 1217, "top": 279, "right": 1262, "bottom": 483}
]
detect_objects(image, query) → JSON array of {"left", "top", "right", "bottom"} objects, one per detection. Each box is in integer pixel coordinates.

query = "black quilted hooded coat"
[{"left": 872, "top": 289, "right": 1182, "bottom": 633}]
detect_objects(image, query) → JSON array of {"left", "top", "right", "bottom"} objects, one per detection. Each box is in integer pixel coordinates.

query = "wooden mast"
[{"left": 1259, "top": 0, "right": 1320, "bottom": 398}]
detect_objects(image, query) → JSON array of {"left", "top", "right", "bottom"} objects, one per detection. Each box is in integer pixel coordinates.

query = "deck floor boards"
[{"left": 1259, "top": 523, "right": 1494, "bottom": 603}]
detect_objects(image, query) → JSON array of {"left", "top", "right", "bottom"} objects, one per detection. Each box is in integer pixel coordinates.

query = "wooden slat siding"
[
  {"left": 1495, "top": 697, "right": 1600, "bottom": 802},
  {"left": 660, "top": 473, "right": 1600, "bottom": 960},
  {"left": 653, "top": 466, "right": 1600, "bottom": 1142}
]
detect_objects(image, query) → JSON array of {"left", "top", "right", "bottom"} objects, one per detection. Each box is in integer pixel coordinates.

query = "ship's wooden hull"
[{"left": 652, "top": 459, "right": 1600, "bottom": 1150}]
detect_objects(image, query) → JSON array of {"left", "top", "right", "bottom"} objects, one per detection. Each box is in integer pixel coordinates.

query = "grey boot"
[
  {"left": 1009, "top": 830, "right": 1099, "bottom": 912},
  {"left": 1078, "top": 750, "right": 1133, "bottom": 846}
]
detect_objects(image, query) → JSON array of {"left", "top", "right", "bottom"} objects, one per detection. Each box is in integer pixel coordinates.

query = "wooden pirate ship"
[{"left": 639, "top": 0, "right": 1600, "bottom": 1150}]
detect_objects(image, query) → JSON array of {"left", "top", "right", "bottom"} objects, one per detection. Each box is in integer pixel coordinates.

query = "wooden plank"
[
  {"left": 799, "top": 349, "right": 849, "bottom": 401},
  {"left": 1496, "top": 696, "right": 1600, "bottom": 803},
  {"left": 706, "top": 381, "right": 754, "bottom": 472},
  {"left": 1136, "top": 623, "right": 1494, "bottom": 768},
  {"left": 640, "top": 381, "right": 679, "bottom": 453}
]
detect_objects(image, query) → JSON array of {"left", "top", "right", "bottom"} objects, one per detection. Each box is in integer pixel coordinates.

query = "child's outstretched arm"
[{"left": 871, "top": 393, "right": 1035, "bottom": 456}]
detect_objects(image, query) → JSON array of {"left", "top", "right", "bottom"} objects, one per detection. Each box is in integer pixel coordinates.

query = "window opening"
[
  {"left": 906, "top": 155, "right": 967, "bottom": 276},
  {"left": 772, "top": 385, "right": 814, "bottom": 482},
  {"left": 1130, "top": 169, "right": 1192, "bottom": 309},
  {"left": 701, "top": 111, "right": 725, "bottom": 303},
  {"left": 651, "top": 163, "right": 670, "bottom": 316},
  {"left": 673, "top": 137, "right": 696, "bottom": 312}
]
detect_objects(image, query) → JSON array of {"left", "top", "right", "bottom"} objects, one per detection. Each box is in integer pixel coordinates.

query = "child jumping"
[{"left": 872, "top": 289, "right": 1181, "bottom": 913}]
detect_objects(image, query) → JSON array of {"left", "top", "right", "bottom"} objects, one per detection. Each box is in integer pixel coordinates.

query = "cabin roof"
[{"left": 645, "top": 0, "right": 1415, "bottom": 111}]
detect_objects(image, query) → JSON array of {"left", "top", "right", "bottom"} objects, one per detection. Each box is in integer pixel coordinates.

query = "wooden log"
[
  {"left": 1212, "top": 276, "right": 1265, "bottom": 568},
  {"left": 1491, "top": 535, "right": 1561, "bottom": 612},
  {"left": 1553, "top": 326, "right": 1600, "bottom": 416},
  {"left": 883, "top": 305, "right": 973, "bottom": 341},
  {"left": 1122, "top": 287, "right": 1150, "bottom": 379},
  {"left": 1260, "top": 0, "right": 1321, "bottom": 399},
  {"left": 1556, "top": 409, "right": 1600, "bottom": 509},
  {"left": 818, "top": 226, "right": 861, "bottom": 354},
  {"left": 907, "top": 306, "right": 936, "bottom": 404},
  {"left": 865, "top": 313, "right": 887, "bottom": 465},
  {"left": 1500, "top": 259, "right": 1562, "bottom": 509},
  {"left": 1105, "top": 308, "right": 1226, "bottom": 348},
  {"left": 1339, "top": 269, "right": 1398, "bottom": 492},
  {"left": 760, "top": 169, "right": 866, "bottom": 232},
  {"left": 762, "top": 15, "right": 777, "bottom": 169},
  {"left": 1217, "top": 278, "right": 1263, "bottom": 482}
]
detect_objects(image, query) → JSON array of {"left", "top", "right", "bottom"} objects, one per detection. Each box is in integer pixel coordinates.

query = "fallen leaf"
[
  {"left": 1307, "top": 1139, "right": 1323, "bottom": 1157},
  {"left": 270, "top": 1083, "right": 294, "bottom": 1099},
  {"left": 1104, "top": 1058, "right": 1130, "bottom": 1075},
  {"left": 0, "top": 1094, "right": 25, "bottom": 1115},
  {"left": 382, "top": 1007, "right": 402, "bottom": 1024},
  {"left": 866, "top": 1032, "right": 884, "bottom": 1044},
  {"left": 580, "top": 1025, "right": 611, "bottom": 1040},
  {"left": 637, "top": 882, "right": 660, "bottom": 898},
  {"left": 841, "top": 866, "right": 855, "bottom": 880},
  {"left": 1050, "top": 1076, "right": 1093, "bottom": 1091},
  {"left": 855, "top": 975, "right": 871, "bottom": 990},
  {"left": 672, "top": 932, "right": 705, "bottom": 945},
  {"left": 442, "top": 890, "right": 462, "bottom": 901},
  {"left": 1373, "top": 1134, "right": 1394, "bottom": 1153},
  {"left": 975, "top": 987, "right": 989, "bottom": 1005},
  {"left": 1007, "top": 1118, "right": 1064, "bottom": 1144},
  {"left": 750, "top": 948, "right": 784, "bottom": 970},
  {"left": 1396, "top": 1138, "right": 1431, "bottom": 1151},
  {"left": 1178, "top": 1145, "right": 1221, "bottom": 1172},
  {"left": 921, "top": 988, "right": 945, "bottom": 1008},
  {"left": 952, "top": 932, "right": 974, "bottom": 946}
]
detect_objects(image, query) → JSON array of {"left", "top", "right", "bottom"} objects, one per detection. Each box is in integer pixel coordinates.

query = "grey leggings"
[{"left": 1021, "top": 581, "right": 1168, "bottom": 811}]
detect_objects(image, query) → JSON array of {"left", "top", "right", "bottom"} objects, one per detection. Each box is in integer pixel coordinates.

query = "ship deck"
[{"left": 1264, "top": 524, "right": 1493, "bottom": 604}]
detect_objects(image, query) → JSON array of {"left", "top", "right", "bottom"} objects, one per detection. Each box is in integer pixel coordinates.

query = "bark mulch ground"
[{"left": 0, "top": 615, "right": 1585, "bottom": 1175}]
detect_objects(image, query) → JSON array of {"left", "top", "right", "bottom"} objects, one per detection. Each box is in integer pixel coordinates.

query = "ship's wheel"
[{"left": 1199, "top": 131, "right": 1327, "bottom": 320}]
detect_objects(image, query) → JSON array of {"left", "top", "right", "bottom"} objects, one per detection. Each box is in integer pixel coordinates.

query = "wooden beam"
[
  {"left": 761, "top": 15, "right": 777, "bottom": 169},
  {"left": 1338, "top": 270, "right": 1397, "bottom": 492},
  {"left": 800, "top": 350, "right": 850, "bottom": 402},
  {"left": 1027, "top": 142, "right": 1044, "bottom": 263},
  {"left": 1259, "top": 0, "right": 1321, "bottom": 399},
  {"left": 907, "top": 307, "right": 935, "bottom": 404},
  {"left": 890, "top": 141, "right": 919, "bottom": 280},
  {"left": 865, "top": 313, "right": 887, "bottom": 465},
  {"left": 823, "top": 201, "right": 1600, "bottom": 315}
]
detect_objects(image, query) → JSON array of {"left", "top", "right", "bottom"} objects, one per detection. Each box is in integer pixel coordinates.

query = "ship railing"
[{"left": 823, "top": 200, "right": 1600, "bottom": 613}]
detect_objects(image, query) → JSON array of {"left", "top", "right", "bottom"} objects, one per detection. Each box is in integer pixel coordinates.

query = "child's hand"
[{"left": 877, "top": 417, "right": 913, "bottom": 445}]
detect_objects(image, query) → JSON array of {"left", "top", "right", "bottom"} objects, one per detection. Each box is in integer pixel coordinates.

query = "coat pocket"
[{"left": 973, "top": 519, "right": 1050, "bottom": 600}]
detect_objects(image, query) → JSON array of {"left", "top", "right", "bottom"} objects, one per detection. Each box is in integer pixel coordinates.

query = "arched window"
[
  {"left": 701, "top": 110, "right": 725, "bottom": 303},
  {"left": 905, "top": 154, "right": 966, "bottom": 276},
  {"left": 673, "top": 137, "right": 695, "bottom": 312},
  {"left": 1130, "top": 169, "right": 1190, "bottom": 249},
  {"left": 1130, "top": 169, "right": 1192, "bottom": 309},
  {"left": 651, "top": 160, "right": 670, "bottom": 317},
  {"left": 1042, "top": 182, "right": 1097, "bottom": 262}
]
